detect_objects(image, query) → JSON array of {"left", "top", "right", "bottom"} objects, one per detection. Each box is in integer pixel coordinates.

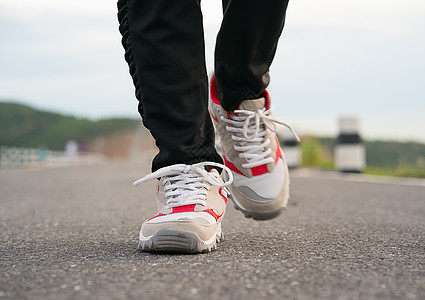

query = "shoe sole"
[
  {"left": 228, "top": 193, "right": 286, "bottom": 220},
  {"left": 139, "top": 229, "right": 222, "bottom": 254}
]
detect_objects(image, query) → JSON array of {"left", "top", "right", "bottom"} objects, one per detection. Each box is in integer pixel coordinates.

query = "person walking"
[{"left": 117, "top": 0, "right": 299, "bottom": 253}]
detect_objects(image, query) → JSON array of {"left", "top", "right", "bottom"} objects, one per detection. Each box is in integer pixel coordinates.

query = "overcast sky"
[{"left": 1, "top": 0, "right": 424, "bottom": 141}]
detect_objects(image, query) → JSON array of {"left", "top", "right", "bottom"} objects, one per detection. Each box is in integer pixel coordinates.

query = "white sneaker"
[
  {"left": 133, "top": 162, "right": 233, "bottom": 253},
  {"left": 209, "top": 75, "right": 299, "bottom": 220}
]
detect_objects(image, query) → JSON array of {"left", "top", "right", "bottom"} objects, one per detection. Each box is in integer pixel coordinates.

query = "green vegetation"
[
  {"left": 0, "top": 102, "right": 140, "bottom": 150},
  {"left": 364, "top": 165, "right": 425, "bottom": 178},
  {"left": 300, "top": 137, "right": 334, "bottom": 169},
  {"left": 280, "top": 135, "right": 425, "bottom": 178}
]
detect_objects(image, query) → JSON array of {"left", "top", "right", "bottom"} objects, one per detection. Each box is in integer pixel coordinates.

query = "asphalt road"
[{"left": 1, "top": 159, "right": 424, "bottom": 300}]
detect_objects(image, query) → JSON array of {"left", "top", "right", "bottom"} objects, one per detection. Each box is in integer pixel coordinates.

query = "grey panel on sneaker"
[{"left": 237, "top": 186, "right": 274, "bottom": 202}]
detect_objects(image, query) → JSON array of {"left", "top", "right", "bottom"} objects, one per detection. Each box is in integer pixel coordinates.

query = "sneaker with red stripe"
[
  {"left": 133, "top": 162, "right": 232, "bottom": 253},
  {"left": 209, "top": 75, "right": 300, "bottom": 220}
]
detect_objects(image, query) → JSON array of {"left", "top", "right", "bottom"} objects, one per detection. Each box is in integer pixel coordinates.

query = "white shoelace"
[
  {"left": 133, "top": 162, "right": 233, "bottom": 209},
  {"left": 221, "top": 104, "right": 300, "bottom": 169}
]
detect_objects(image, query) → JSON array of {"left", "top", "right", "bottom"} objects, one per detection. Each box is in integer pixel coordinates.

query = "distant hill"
[{"left": 0, "top": 102, "right": 140, "bottom": 150}]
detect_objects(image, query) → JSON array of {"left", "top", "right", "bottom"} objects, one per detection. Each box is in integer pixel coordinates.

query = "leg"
[
  {"left": 215, "top": 0, "right": 290, "bottom": 111},
  {"left": 117, "top": 0, "right": 222, "bottom": 171},
  {"left": 209, "top": 0, "right": 298, "bottom": 220}
]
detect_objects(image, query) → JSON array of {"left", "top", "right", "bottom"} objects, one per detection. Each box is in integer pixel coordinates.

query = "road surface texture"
[{"left": 1, "top": 159, "right": 424, "bottom": 300}]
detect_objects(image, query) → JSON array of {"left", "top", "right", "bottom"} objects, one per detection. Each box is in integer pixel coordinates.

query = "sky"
[{"left": 1, "top": 0, "right": 424, "bottom": 142}]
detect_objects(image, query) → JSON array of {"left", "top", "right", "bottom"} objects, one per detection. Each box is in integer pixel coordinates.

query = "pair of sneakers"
[{"left": 134, "top": 75, "right": 299, "bottom": 253}]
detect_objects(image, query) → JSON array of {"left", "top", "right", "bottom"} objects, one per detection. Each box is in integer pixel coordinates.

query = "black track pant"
[{"left": 117, "top": 0, "right": 289, "bottom": 171}]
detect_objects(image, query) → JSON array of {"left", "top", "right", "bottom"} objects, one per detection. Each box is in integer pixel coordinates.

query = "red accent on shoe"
[
  {"left": 210, "top": 75, "right": 236, "bottom": 117},
  {"left": 210, "top": 76, "right": 221, "bottom": 105},
  {"left": 263, "top": 90, "right": 270, "bottom": 110},
  {"left": 148, "top": 204, "right": 197, "bottom": 221},
  {"left": 275, "top": 136, "right": 283, "bottom": 163},
  {"left": 218, "top": 187, "right": 228, "bottom": 204},
  {"left": 147, "top": 213, "right": 166, "bottom": 221},
  {"left": 223, "top": 154, "right": 244, "bottom": 175},
  {"left": 202, "top": 209, "right": 223, "bottom": 221},
  {"left": 251, "top": 164, "right": 269, "bottom": 176},
  {"left": 172, "top": 204, "right": 196, "bottom": 213}
]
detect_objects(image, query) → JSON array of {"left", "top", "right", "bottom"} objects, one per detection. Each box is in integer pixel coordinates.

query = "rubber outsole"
[
  {"left": 228, "top": 194, "right": 285, "bottom": 220},
  {"left": 139, "top": 229, "right": 221, "bottom": 254}
]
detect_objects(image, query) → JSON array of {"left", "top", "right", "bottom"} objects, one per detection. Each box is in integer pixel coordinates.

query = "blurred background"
[{"left": 1, "top": 0, "right": 424, "bottom": 177}]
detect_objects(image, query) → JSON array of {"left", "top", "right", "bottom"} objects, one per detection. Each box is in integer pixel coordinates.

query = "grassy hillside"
[{"left": 0, "top": 102, "right": 140, "bottom": 150}]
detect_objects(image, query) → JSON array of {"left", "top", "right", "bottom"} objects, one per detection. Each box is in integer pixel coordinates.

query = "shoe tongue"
[{"left": 238, "top": 97, "right": 266, "bottom": 111}]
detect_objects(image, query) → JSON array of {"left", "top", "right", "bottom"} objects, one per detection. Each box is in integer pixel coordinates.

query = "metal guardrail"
[{"left": 0, "top": 146, "right": 106, "bottom": 169}]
